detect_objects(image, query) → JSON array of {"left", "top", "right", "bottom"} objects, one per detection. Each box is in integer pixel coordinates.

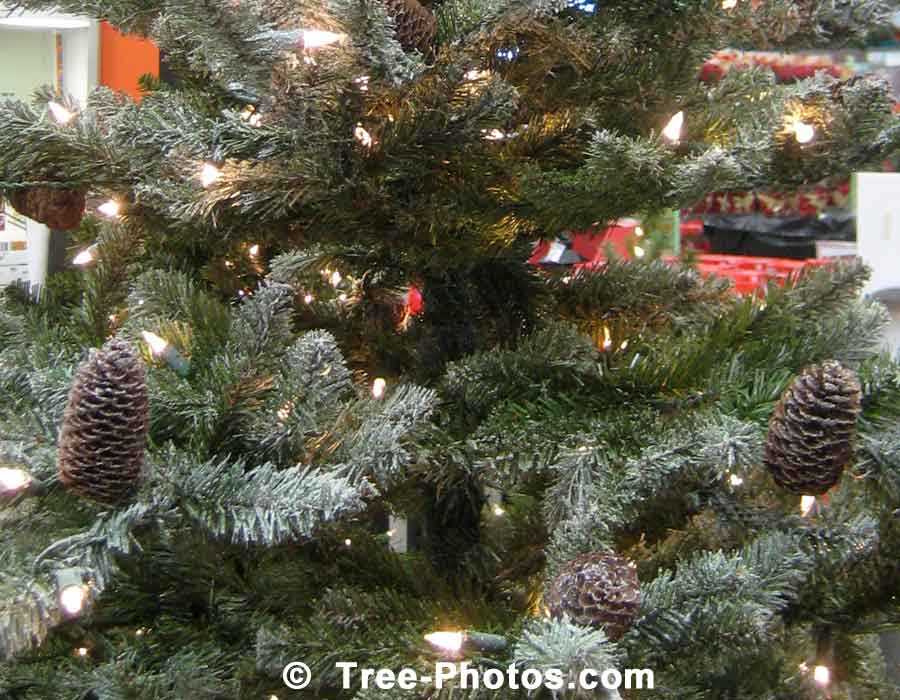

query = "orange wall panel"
[{"left": 99, "top": 22, "right": 159, "bottom": 101}]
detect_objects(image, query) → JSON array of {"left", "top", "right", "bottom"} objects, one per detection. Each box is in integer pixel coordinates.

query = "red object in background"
[
  {"left": 100, "top": 23, "right": 160, "bottom": 101},
  {"left": 701, "top": 50, "right": 846, "bottom": 84},
  {"left": 405, "top": 286, "right": 424, "bottom": 316},
  {"left": 529, "top": 220, "right": 834, "bottom": 297}
]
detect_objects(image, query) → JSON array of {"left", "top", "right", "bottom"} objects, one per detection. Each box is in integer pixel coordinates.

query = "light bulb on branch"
[
  {"left": 372, "top": 378, "right": 387, "bottom": 399},
  {"left": 301, "top": 29, "right": 345, "bottom": 49},
  {"left": 662, "top": 111, "right": 684, "bottom": 143},
  {"left": 72, "top": 244, "right": 98, "bottom": 266},
  {"left": 249, "top": 244, "right": 260, "bottom": 257},
  {"left": 813, "top": 665, "right": 830, "bottom": 686},
  {"left": 142, "top": 331, "right": 191, "bottom": 377},
  {"left": 354, "top": 124, "right": 375, "bottom": 148},
  {"left": 800, "top": 495, "right": 816, "bottom": 516},
  {"left": 55, "top": 568, "right": 88, "bottom": 617},
  {"left": 790, "top": 119, "right": 815, "bottom": 144},
  {"left": 0, "top": 467, "right": 32, "bottom": 494},
  {"left": 47, "top": 101, "right": 75, "bottom": 125},
  {"left": 722, "top": 0, "right": 737, "bottom": 8},
  {"left": 97, "top": 199, "right": 121, "bottom": 218},
  {"left": 200, "top": 163, "right": 222, "bottom": 188},
  {"left": 425, "top": 630, "right": 508, "bottom": 655}
]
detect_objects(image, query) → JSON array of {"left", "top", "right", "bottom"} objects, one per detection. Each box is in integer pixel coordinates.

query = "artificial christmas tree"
[{"left": 0, "top": 0, "right": 899, "bottom": 698}]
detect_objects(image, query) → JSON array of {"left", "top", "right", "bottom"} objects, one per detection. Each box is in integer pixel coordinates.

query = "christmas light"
[
  {"left": 330, "top": 270, "right": 342, "bottom": 286},
  {"left": 791, "top": 119, "right": 815, "bottom": 144},
  {"left": 48, "top": 101, "right": 74, "bottom": 124},
  {"left": 354, "top": 75, "right": 370, "bottom": 92},
  {"left": 465, "top": 69, "right": 488, "bottom": 81},
  {"left": 72, "top": 245, "right": 97, "bottom": 266},
  {"left": 813, "top": 665, "right": 830, "bottom": 686},
  {"left": 301, "top": 29, "right": 344, "bottom": 49},
  {"left": 338, "top": 293, "right": 348, "bottom": 302},
  {"left": 201, "top": 163, "right": 222, "bottom": 188},
  {"left": 722, "top": 0, "right": 737, "bottom": 8},
  {"left": 800, "top": 495, "right": 816, "bottom": 516},
  {"left": 602, "top": 326, "right": 613, "bottom": 350},
  {"left": 620, "top": 340, "right": 629, "bottom": 351},
  {"left": 344, "top": 538, "right": 352, "bottom": 547},
  {"left": 304, "top": 293, "right": 314, "bottom": 304},
  {"left": 56, "top": 569, "right": 87, "bottom": 616},
  {"left": 142, "top": 331, "right": 190, "bottom": 377},
  {"left": 662, "top": 111, "right": 684, "bottom": 143},
  {"left": 425, "top": 631, "right": 508, "bottom": 654},
  {"left": 483, "top": 128, "right": 507, "bottom": 141},
  {"left": 249, "top": 244, "right": 260, "bottom": 257},
  {"left": 0, "top": 467, "right": 31, "bottom": 493},
  {"left": 354, "top": 124, "right": 374, "bottom": 148},
  {"left": 97, "top": 199, "right": 121, "bottom": 218},
  {"left": 142, "top": 331, "right": 169, "bottom": 356},
  {"left": 729, "top": 473, "right": 744, "bottom": 487},
  {"left": 76, "top": 647, "right": 89, "bottom": 657},
  {"left": 634, "top": 226, "right": 645, "bottom": 237},
  {"left": 425, "top": 631, "right": 464, "bottom": 653},
  {"left": 493, "top": 504, "right": 505, "bottom": 516},
  {"left": 634, "top": 245, "right": 646, "bottom": 258},
  {"left": 277, "top": 402, "right": 293, "bottom": 422},
  {"left": 372, "top": 378, "right": 387, "bottom": 399}
]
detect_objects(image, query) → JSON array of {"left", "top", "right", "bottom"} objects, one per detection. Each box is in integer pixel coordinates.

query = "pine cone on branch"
[
  {"left": 58, "top": 340, "right": 150, "bottom": 505},
  {"left": 383, "top": 0, "right": 436, "bottom": 57},
  {"left": 8, "top": 187, "right": 85, "bottom": 230},
  {"left": 545, "top": 552, "right": 640, "bottom": 639},
  {"left": 764, "top": 360, "right": 861, "bottom": 495}
]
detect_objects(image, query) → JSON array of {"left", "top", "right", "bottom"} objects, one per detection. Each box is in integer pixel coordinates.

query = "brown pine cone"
[
  {"left": 546, "top": 552, "right": 640, "bottom": 639},
  {"left": 764, "top": 360, "right": 861, "bottom": 495},
  {"left": 58, "top": 340, "right": 150, "bottom": 505}
]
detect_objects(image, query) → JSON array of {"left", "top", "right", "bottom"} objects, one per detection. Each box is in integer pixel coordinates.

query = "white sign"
[{"left": 855, "top": 172, "right": 900, "bottom": 298}]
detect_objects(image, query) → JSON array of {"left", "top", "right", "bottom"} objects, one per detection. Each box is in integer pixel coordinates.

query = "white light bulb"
[
  {"left": 97, "top": 199, "right": 121, "bottom": 218},
  {"left": 663, "top": 111, "right": 684, "bottom": 143},
  {"left": 344, "top": 538, "right": 352, "bottom": 547},
  {"left": 813, "top": 665, "right": 830, "bottom": 686},
  {"left": 142, "top": 331, "right": 169, "bottom": 356},
  {"left": 425, "top": 631, "right": 464, "bottom": 653},
  {"left": 602, "top": 326, "right": 613, "bottom": 350},
  {"left": 0, "top": 467, "right": 31, "bottom": 492},
  {"left": 76, "top": 646, "right": 89, "bottom": 657},
  {"left": 634, "top": 226, "right": 645, "bottom": 237},
  {"left": 48, "top": 101, "right": 74, "bottom": 124},
  {"left": 249, "top": 244, "right": 260, "bottom": 257},
  {"left": 800, "top": 495, "right": 816, "bottom": 516},
  {"left": 354, "top": 125, "right": 374, "bottom": 148},
  {"left": 729, "top": 473, "right": 744, "bottom": 487},
  {"left": 792, "top": 120, "right": 815, "bottom": 144},
  {"left": 483, "top": 128, "right": 506, "bottom": 141},
  {"left": 73, "top": 248, "right": 95, "bottom": 266},
  {"left": 60, "top": 585, "right": 86, "bottom": 614},
  {"left": 301, "top": 29, "right": 344, "bottom": 49},
  {"left": 493, "top": 504, "right": 505, "bottom": 516},
  {"left": 465, "top": 69, "right": 488, "bottom": 81},
  {"left": 634, "top": 245, "right": 646, "bottom": 258},
  {"left": 338, "top": 293, "right": 348, "bottom": 302},
  {"left": 201, "top": 163, "right": 222, "bottom": 188},
  {"left": 620, "top": 340, "right": 629, "bottom": 351},
  {"left": 330, "top": 270, "right": 342, "bottom": 287},
  {"left": 304, "top": 293, "right": 314, "bottom": 304},
  {"left": 372, "top": 378, "right": 387, "bottom": 399},
  {"left": 722, "top": 0, "right": 737, "bottom": 8}
]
